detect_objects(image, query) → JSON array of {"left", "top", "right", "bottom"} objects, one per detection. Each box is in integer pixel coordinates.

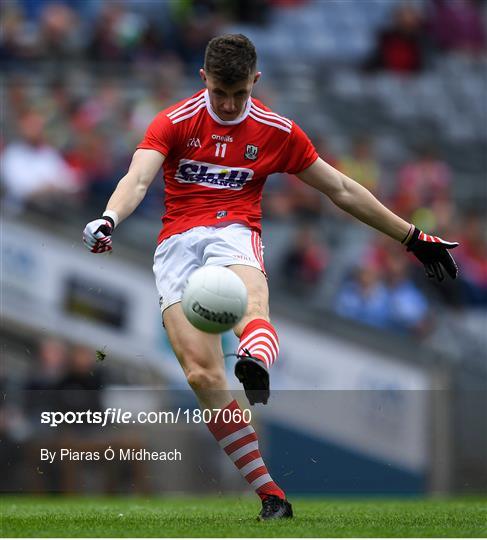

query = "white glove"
[{"left": 83, "top": 217, "right": 114, "bottom": 253}]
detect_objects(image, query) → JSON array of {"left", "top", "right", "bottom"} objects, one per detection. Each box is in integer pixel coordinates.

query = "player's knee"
[{"left": 186, "top": 367, "right": 225, "bottom": 390}]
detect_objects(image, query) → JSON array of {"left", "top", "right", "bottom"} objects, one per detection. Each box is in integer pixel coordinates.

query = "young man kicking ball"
[{"left": 83, "top": 34, "right": 458, "bottom": 520}]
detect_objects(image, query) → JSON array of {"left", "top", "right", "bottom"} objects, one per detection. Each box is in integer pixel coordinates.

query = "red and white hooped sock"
[
  {"left": 206, "top": 399, "right": 285, "bottom": 501},
  {"left": 237, "top": 318, "right": 279, "bottom": 369}
]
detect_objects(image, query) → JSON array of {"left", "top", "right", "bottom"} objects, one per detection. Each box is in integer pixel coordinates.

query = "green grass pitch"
[{"left": 1, "top": 496, "right": 486, "bottom": 537}]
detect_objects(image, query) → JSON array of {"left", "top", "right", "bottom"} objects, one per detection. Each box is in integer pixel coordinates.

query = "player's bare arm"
[
  {"left": 105, "top": 148, "right": 165, "bottom": 225},
  {"left": 83, "top": 149, "right": 164, "bottom": 253},
  {"left": 298, "top": 157, "right": 411, "bottom": 241},
  {"left": 298, "top": 157, "right": 459, "bottom": 281}
]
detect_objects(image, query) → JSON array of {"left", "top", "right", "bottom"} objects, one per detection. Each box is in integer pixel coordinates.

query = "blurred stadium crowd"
[{"left": 1, "top": 0, "right": 486, "bottom": 370}]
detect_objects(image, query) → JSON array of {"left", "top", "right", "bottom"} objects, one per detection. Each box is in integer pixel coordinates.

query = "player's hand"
[
  {"left": 83, "top": 217, "right": 114, "bottom": 253},
  {"left": 406, "top": 227, "right": 459, "bottom": 282}
]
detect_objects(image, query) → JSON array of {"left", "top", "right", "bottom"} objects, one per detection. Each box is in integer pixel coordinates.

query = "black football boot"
[
  {"left": 234, "top": 350, "right": 270, "bottom": 405},
  {"left": 258, "top": 495, "right": 293, "bottom": 521}
]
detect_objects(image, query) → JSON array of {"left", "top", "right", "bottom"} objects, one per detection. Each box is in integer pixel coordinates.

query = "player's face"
[{"left": 201, "top": 70, "right": 261, "bottom": 121}]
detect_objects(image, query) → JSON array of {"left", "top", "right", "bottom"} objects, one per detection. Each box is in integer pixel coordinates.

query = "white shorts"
[{"left": 153, "top": 223, "right": 266, "bottom": 313}]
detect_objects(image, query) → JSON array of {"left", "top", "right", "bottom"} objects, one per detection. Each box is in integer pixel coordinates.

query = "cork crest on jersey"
[{"left": 244, "top": 144, "right": 259, "bottom": 160}]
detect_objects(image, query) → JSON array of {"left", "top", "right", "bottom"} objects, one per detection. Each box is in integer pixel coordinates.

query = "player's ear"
[
  {"left": 253, "top": 71, "right": 262, "bottom": 84},
  {"left": 200, "top": 69, "right": 207, "bottom": 84}
]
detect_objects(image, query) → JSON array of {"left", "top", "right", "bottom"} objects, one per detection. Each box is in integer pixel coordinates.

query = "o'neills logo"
[
  {"left": 212, "top": 134, "right": 233, "bottom": 142},
  {"left": 192, "top": 301, "right": 239, "bottom": 324}
]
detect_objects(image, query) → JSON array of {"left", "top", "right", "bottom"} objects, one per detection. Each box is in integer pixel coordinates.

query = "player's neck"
[{"left": 203, "top": 89, "right": 252, "bottom": 126}]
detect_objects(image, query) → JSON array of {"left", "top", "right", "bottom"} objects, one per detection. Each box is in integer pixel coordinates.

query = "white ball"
[{"left": 182, "top": 266, "right": 248, "bottom": 334}]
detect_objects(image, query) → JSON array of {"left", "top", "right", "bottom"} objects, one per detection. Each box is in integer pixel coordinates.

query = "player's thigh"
[
  {"left": 227, "top": 264, "right": 270, "bottom": 336},
  {"left": 163, "top": 302, "right": 225, "bottom": 377}
]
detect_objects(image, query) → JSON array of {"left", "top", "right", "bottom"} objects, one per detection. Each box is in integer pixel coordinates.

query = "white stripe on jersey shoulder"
[
  {"left": 167, "top": 96, "right": 205, "bottom": 124},
  {"left": 249, "top": 111, "right": 292, "bottom": 133},
  {"left": 168, "top": 99, "right": 205, "bottom": 124},
  {"left": 250, "top": 102, "right": 292, "bottom": 129},
  {"left": 168, "top": 96, "right": 205, "bottom": 121},
  {"left": 170, "top": 101, "right": 206, "bottom": 124},
  {"left": 167, "top": 93, "right": 205, "bottom": 119},
  {"left": 250, "top": 107, "right": 293, "bottom": 130}
]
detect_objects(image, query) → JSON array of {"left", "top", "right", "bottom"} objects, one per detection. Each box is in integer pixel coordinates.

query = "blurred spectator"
[
  {"left": 58, "top": 344, "right": 104, "bottom": 391},
  {"left": 455, "top": 212, "right": 487, "bottom": 306},
  {"left": 427, "top": 0, "right": 487, "bottom": 54},
  {"left": 72, "top": 80, "right": 125, "bottom": 132},
  {"left": 57, "top": 345, "right": 104, "bottom": 414},
  {"left": 335, "top": 241, "right": 430, "bottom": 335},
  {"left": 170, "top": 0, "right": 226, "bottom": 68},
  {"left": 133, "top": 21, "right": 168, "bottom": 64},
  {"left": 25, "top": 338, "right": 67, "bottom": 392},
  {"left": 393, "top": 143, "right": 452, "bottom": 228},
  {"left": 335, "top": 265, "right": 390, "bottom": 328},
  {"left": 0, "top": 2, "right": 83, "bottom": 65},
  {"left": 278, "top": 174, "right": 325, "bottom": 220},
  {"left": 3, "top": 77, "right": 31, "bottom": 142},
  {"left": 0, "top": 110, "right": 80, "bottom": 214},
  {"left": 24, "top": 338, "right": 68, "bottom": 427},
  {"left": 38, "top": 2, "right": 82, "bottom": 61},
  {"left": 130, "top": 76, "right": 182, "bottom": 139},
  {"left": 65, "top": 131, "right": 114, "bottom": 191},
  {"left": 0, "top": 4, "right": 38, "bottom": 64},
  {"left": 65, "top": 79, "right": 128, "bottom": 199},
  {"left": 42, "top": 79, "right": 79, "bottom": 147},
  {"left": 281, "top": 225, "right": 328, "bottom": 294},
  {"left": 382, "top": 253, "right": 431, "bottom": 336},
  {"left": 364, "top": 4, "right": 425, "bottom": 74},
  {"left": 86, "top": 4, "right": 145, "bottom": 63},
  {"left": 264, "top": 136, "right": 336, "bottom": 220},
  {"left": 337, "top": 136, "right": 380, "bottom": 194}
]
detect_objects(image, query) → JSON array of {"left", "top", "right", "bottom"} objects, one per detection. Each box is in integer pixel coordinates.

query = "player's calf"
[{"left": 206, "top": 399, "right": 287, "bottom": 505}]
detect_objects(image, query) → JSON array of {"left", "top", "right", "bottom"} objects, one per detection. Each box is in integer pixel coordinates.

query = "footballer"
[{"left": 83, "top": 34, "right": 458, "bottom": 520}]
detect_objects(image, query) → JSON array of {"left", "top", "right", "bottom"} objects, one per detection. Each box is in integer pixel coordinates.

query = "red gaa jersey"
[{"left": 137, "top": 89, "right": 318, "bottom": 243}]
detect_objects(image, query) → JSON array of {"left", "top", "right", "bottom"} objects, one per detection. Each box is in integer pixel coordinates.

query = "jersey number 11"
[{"left": 215, "top": 143, "right": 227, "bottom": 158}]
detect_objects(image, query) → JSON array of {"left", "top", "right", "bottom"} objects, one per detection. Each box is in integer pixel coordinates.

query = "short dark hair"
[{"left": 204, "top": 34, "right": 257, "bottom": 85}]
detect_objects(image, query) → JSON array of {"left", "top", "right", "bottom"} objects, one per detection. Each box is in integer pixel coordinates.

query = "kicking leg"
[
  {"left": 229, "top": 265, "right": 280, "bottom": 405},
  {"left": 163, "top": 302, "right": 288, "bottom": 513}
]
